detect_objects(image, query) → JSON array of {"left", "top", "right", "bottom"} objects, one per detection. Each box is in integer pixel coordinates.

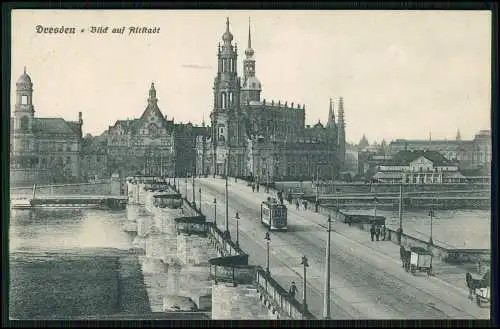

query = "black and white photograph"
[{"left": 7, "top": 9, "right": 492, "bottom": 321}]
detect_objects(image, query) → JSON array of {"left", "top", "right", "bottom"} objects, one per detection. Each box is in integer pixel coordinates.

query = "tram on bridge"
[{"left": 260, "top": 198, "right": 288, "bottom": 231}]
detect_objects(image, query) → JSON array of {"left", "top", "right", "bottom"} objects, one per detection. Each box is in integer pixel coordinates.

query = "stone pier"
[{"left": 211, "top": 283, "right": 272, "bottom": 320}]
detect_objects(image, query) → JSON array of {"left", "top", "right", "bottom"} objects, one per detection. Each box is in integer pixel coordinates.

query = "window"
[
  {"left": 21, "top": 95, "right": 28, "bottom": 104},
  {"left": 20, "top": 116, "right": 29, "bottom": 132}
]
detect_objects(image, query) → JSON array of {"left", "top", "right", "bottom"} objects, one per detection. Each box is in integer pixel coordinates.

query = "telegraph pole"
[
  {"left": 225, "top": 157, "right": 230, "bottom": 238},
  {"left": 323, "top": 214, "right": 332, "bottom": 319},
  {"left": 199, "top": 187, "right": 202, "bottom": 213}
]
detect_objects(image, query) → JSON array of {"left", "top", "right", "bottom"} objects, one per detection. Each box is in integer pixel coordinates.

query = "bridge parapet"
[
  {"left": 255, "top": 266, "right": 315, "bottom": 320},
  {"left": 10, "top": 181, "right": 121, "bottom": 198}
]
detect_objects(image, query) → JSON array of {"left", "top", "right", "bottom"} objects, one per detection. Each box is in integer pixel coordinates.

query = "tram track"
[{"left": 195, "top": 179, "right": 488, "bottom": 319}]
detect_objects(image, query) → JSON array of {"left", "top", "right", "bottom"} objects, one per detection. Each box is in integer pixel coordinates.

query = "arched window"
[
  {"left": 20, "top": 116, "right": 29, "bottom": 132},
  {"left": 221, "top": 92, "right": 227, "bottom": 109}
]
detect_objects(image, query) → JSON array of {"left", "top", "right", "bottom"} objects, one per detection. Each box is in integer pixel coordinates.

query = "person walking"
[
  {"left": 252, "top": 184, "right": 255, "bottom": 192},
  {"left": 296, "top": 199, "right": 300, "bottom": 211},
  {"left": 370, "top": 224, "right": 375, "bottom": 241},
  {"left": 303, "top": 200, "right": 308, "bottom": 211},
  {"left": 289, "top": 281, "right": 298, "bottom": 298},
  {"left": 375, "top": 225, "right": 381, "bottom": 241},
  {"left": 256, "top": 184, "right": 260, "bottom": 192},
  {"left": 382, "top": 224, "right": 387, "bottom": 241}
]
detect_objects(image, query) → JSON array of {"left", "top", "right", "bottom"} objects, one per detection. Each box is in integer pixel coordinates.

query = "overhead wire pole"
[
  {"left": 323, "top": 213, "right": 332, "bottom": 319},
  {"left": 192, "top": 168, "right": 196, "bottom": 208},
  {"left": 225, "top": 157, "right": 230, "bottom": 238}
]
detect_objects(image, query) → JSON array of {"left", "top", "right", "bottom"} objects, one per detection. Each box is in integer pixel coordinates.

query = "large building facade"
[
  {"left": 197, "top": 18, "right": 346, "bottom": 182},
  {"left": 388, "top": 129, "right": 491, "bottom": 171},
  {"left": 10, "top": 68, "right": 83, "bottom": 186},
  {"left": 104, "top": 83, "right": 176, "bottom": 178}
]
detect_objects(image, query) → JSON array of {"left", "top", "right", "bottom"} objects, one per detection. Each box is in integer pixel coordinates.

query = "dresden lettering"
[{"left": 35, "top": 25, "right": 76, "bottom": 34}]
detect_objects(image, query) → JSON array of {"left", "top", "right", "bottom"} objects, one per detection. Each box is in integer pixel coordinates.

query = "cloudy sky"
[{"left": 11, "top": 10, "right": 491, "bottom": 144}]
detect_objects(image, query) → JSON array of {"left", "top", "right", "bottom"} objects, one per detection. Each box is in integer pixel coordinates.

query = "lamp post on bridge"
[
  {"left": 192, "top": 171, "right": 196, "bottom": 209},
  {"left": 336, "top": 188, "right": 340, "bottom": 218},
  {"left": 213, "top": 197, "right": 217, "bottom": 227},
  {"left": 265, "top": 232, "right": 271, "bottom": 275},
  {"left": 301, "top": 255, "right": 309, "bottom": 318},
  {"left": 235, "top": 211, "right": 240, "bottom": 247},
  {"left": 199, "top": 187, "right": 202, "bottom": 213}
]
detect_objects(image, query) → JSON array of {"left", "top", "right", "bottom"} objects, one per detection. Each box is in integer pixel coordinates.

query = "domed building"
[{"left": 10, "top": 67, "right": 83, "bottom": 186}]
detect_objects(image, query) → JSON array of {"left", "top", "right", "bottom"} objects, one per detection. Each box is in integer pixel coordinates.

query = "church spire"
[
  {"left": 245, "top": 17, "right": 255, "bottom": 59},
  {"left": 456, "top": 128, "right": 461, "bottom": 141},
  {"left": 148, "top": 82, "right": 157, "bottom": 104},
  {"left": 24, "top": 65, "right": 26, "bottom": 74},
  {"left": 327, "top": 97, "right": 336, "bottom": 126}
]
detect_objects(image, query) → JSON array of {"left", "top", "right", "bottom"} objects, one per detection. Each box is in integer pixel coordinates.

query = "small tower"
[
  {"left": 456, "top": 128, "right": 461, "bottom": 141},
  {"left": 14, "top": 66, "right": 35, "bottom": 133},
  {"left": 241, "top": 17, "right": 262, "bottom": 104},
  {"left": 326, "top": 98, "right": 338, "bottom": 144},
  {"left": 148, "top": 82, "right": 158, "bottom": 105}
]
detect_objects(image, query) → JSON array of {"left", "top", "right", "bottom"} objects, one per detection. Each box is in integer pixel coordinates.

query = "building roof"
[
  {"left": 32, "top": 118, "right": 81, "bottom": 136},
  {"left": 385, "top": 150, "right": 451, "bottom": 166}
]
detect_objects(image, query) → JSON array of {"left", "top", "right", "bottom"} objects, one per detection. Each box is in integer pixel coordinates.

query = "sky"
[{"left": 11, "top": 10, "right": 491, "bottom": 144}]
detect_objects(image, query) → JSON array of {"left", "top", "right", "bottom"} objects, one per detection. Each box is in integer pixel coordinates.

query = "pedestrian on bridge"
[
  {"left": 289, "top": 281, "right": 298, "bottom": 298},
  {"left": 382, "top": 224, "right": 387, "bottom": 241},
  {"left": 375, "top": 225, "right": 381, "bottom": 241},
  {"left": 256, "top": 184, "right": 260, "bottom": 192},
  {"left": 252, "top": 184, "right": 255, "bottom": 192},
  {"left": 296, "top": 199, "right": 300, "bottom": 211},
  {"left": 370, "top": 224, "right": 375, "bottom": 241}
]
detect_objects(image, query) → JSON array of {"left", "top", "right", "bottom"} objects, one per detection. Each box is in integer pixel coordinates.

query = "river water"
[{"left": 327, "top": 206, "right": 491, "bottom": 249}]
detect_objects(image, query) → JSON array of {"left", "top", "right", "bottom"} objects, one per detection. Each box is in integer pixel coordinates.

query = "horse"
[
  {"left": 400, "top": 246, "right": 411, "bottom": 271},
  {"left": 466, "top": 272, "right": 486, "bottom": 301}
]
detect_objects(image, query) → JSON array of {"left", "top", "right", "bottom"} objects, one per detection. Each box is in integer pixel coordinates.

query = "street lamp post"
[
  {"left": 429, "top": 203, "right": 435, "bottom": 245},
  {"left": 265, "top": 232, "right": 271, "bottom": 274},
  {"left": 192, "top": 172, "right": 196, "bottom": 209},
  {"left": 235, "top": 211, "right": 240, "bottom": 247},
  {"left": 213, "top": 197, "right": 217, "bottom": 226},
  {"left": 301, "top": 255, "right": 309, "bottom": 317},
  {"left": 336, "top": 188, "right": 340, "bottom": 218},
  {"left": 266, "top": 162, "right": 270, "bottom": 193},
  {"left": 373, "top": 196, "right": 378, "bottom": 221},
  {"left": 199, "top": 187, "right": 202, "bottom": 213},
  {"left": 398, "top": 182, "right": 404, "bottom": 244},
  {"left": 185, "top": 173, "right": 188, "bottom": 201},
  {"left": 323, "top": 214, "right": 332, "bottom": 319}
]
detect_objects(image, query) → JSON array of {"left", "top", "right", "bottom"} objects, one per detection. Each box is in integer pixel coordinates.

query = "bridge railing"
[
  {"left": 255, "top": 266, "right": 316, "bottom": 320},
  {"left": 10, "top": 181, "right": 113, "bottom": 197}
]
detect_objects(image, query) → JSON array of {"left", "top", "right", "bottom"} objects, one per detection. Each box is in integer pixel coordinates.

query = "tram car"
[{"left": 260, "top": 198, "right": 288, "bottom": 231}]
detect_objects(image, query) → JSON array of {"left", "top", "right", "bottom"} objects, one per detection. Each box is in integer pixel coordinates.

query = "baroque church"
[
  {"left": 10, "top": 68, "right": 83, "bottom": 186},
  {"left": 197, "top": 18, "right": 346, "bottom": 182}
]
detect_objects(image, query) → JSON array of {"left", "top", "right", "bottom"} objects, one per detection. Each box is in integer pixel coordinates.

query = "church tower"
[
  {"left": 241, "top": 18, "right": 262, "bottom": 104},
  {"left": 337, "top": 97, "right": 346, "bottom": 169},
  {"left": 14, "top": 66, "right": 35, "bottom": 133},
  {"left": 326, "top": 98, "right": 337, "bottom": 145},
  {"left": 210, "top": 18, "right": 242, "bottom": 175}
]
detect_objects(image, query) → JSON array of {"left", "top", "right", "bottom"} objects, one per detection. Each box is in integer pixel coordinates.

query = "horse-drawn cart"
[
  {"left": 467, "top": 270, "right": 490, "bottom": 307},
  {"left": 409, "top": 247, "right": 433, "bottom": 276},
  {"left": 400, "top": 246, "right": 412, "bottom": 272}
]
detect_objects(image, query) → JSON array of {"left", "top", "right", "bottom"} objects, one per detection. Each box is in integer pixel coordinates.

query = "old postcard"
[{"left": 8, "top": 9, "right": 492, "bottom": 321}]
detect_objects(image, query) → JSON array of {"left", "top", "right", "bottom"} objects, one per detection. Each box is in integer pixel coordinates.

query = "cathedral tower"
[
  {"left": 326, "top": 98, "right": 337, "bottom": 145},
  {"left": 337, "top": 97, "right": 346, "bottom": 168},
  {"left": 241, "top": 17, "right": 261, "bottom": 104},
  {"left": 14, "top": 66, "right": 35, "bottom": 133},
  {"left": 211, "top": 18, "right": 241, "bottom": 145}
]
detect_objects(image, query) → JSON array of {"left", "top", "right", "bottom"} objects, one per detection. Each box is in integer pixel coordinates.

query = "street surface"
[{"left": 186, "top": 177, "right": 489, "bottom": 320}]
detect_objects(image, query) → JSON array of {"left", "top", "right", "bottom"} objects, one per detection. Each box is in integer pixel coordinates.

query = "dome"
[
  {"left": 243, "top": 76, "right": 261, "bottom": 90},
  {"left": 17, "top": 68, "right": 32, "bottom": 85},
  {"left": 245, "top": 47, "right": 254, "bottom": 57},
  {"left": 222, "top": 17, "right": 233, "bottom": 43},
  {"left": 222, "top": 30, "right": 233, "bottom": 43}
]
